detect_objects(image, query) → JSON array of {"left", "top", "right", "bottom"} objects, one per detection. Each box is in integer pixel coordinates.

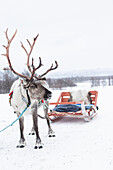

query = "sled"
[{"left": 48, "top": 91, "right": 98, "bottom": 121}]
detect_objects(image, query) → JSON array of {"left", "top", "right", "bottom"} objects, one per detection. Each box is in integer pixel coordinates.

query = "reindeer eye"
[
  {"left": 30, "top": 85, "right": 35, "bottom": 88},
  {"left": 30, "top": 84, "right": 37, "bottom": 88}
]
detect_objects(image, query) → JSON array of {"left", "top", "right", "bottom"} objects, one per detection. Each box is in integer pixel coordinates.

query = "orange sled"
[{"left": 48, "top": 91, "right": 98, "bottom": 121}]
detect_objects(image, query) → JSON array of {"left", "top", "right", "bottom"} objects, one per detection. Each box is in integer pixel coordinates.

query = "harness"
[
  {"left": 20, "top": 87, "right": 31, "bottom": 107},
  {"left": 9, "top": 91, "right": 13, "bottom": 106}
]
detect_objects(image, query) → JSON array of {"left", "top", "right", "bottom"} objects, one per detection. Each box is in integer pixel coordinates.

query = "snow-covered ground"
[{"left": 0, "top": 85, "right": 113, "bottom": 170}]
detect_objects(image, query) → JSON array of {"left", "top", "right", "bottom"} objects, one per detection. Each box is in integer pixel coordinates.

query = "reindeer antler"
[
  {"left": 20, "top": 34, "right": 58, "bottom": 80},
  {"left": 2, "top": 29, "right": 58, "bottom": 81},
  {"left": 2, "top": 29, "right": 31, "bottom": 80},
  {"left": 38, "top": 61, "right": 58, "bottom": 79},
  {"left": 20, "top": 34, "right": 44, "bottom": 80}
]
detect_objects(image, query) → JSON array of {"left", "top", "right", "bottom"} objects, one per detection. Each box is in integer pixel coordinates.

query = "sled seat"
[{"left": 48, "top": 91, "right": 98, "bottom": 121}]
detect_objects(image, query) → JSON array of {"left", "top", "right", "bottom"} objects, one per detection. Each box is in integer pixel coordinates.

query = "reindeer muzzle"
[{"left": 44, "top": 90, "right": 52, "bottom": 100}]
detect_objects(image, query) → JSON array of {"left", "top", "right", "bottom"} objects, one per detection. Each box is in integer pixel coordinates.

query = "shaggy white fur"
[
  {"left": 70, "top": 89, "right": 90, "bottom": 104},
  {"left": 10, "top": 79, "right": 32, "bottom": 115}
]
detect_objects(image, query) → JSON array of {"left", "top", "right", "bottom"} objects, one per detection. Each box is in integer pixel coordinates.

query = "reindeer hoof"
[
  {"left": 29, "top": 132, "right": 35, "bottom": 135},
  {"left": 16, "top": 144, "right": 25, "bottom": 148},
  {"left": 16, "top": 141, "right": 26, "bottom": 148},
  {"left": 49, "top": 134, "right": 56, "bottom": 137},
  {"left": 34, "top": 142, "right": 44, "bottom": 149},
  {"left": 34, "top": 145, "right": 43, "bottom": 149},
  {"left": 48, "top": 131, "right": 56, "bottom": 137}
]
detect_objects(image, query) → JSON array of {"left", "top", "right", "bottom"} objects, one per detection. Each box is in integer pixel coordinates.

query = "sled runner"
[{"left": 48, "top": 91, "right": 98, "bottom": 121}]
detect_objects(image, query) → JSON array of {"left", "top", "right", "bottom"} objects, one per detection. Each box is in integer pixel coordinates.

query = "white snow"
[{"left": 0, "top": 86, "right": 113, "bottom": 170}]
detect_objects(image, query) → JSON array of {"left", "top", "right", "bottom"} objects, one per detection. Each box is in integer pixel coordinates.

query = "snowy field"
[{"left": 0, "top": 85, "right": 113, "bottom": 170}]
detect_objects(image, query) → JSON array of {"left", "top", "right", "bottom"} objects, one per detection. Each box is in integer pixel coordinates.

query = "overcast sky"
[{"left": 0, "top": 0, "right": 113, "bottom": 76}]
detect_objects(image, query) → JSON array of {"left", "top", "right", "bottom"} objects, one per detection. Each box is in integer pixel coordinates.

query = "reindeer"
[
  {"left": 69, "top": 90, "right": 92, "bottom": 104},
  {"left": 2, "top": 29, "right": 58, "bottom": 149}
]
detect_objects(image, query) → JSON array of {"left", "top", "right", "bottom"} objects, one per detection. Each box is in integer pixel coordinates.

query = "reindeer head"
[{"left": 2, "top": 29, "right": 58, "bottom": 100}]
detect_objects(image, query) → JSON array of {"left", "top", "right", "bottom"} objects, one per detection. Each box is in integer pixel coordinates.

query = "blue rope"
[
  {"left": 0, "top": 106, "right": 29, "bottom": 133},
  {"left": 41, "top": 100, "right": 53, "bottom": 112},
  {"left": 0, "top": 99, "right": 52, "bottom": 133}
]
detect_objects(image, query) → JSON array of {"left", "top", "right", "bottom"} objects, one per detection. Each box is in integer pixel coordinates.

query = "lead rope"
[
  {"left": 0, "top": 87, "right": 31, "bottom": 133},
  {"left": 0, "top": 104, "right": 30, "bottom": 133},
  {"left": 41, "top": 100, "right": 53, "bottom": 112},
  {"left": 0, "top": 99, "right": 51, "bottom": 133}
]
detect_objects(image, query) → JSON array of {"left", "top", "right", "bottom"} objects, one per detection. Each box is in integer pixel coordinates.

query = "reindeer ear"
[{"left": 40, "top": 81, "right": 51, "bottom": 92}]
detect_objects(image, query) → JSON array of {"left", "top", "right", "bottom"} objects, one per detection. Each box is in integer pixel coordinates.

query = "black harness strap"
[{"left": 26, "top": 88, "right": 31, "bottom": 107}]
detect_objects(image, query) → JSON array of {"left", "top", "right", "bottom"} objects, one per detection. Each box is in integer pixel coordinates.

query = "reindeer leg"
[
  {"left": 44, "top": 101, "right": 55, "bottom": 137},
  {"left": 16, "top": 114, "right": 26, "bottom": 148},
  {"left": 32, "top": 102, "right": 43, "bottom": 149}
]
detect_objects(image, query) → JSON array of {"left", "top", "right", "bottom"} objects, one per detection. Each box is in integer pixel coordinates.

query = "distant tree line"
[
  {"left": 0, "top": 70, "right": 18, "bottom": 93},
  {"left": 0, "top": 70, "right": 113, "bottom": 94},
  {"left": 0, "top": 70, "right": 76, "bottom": 94},
  {"left": 47, "top": 77, "right": 76, "bottom": 89}
]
